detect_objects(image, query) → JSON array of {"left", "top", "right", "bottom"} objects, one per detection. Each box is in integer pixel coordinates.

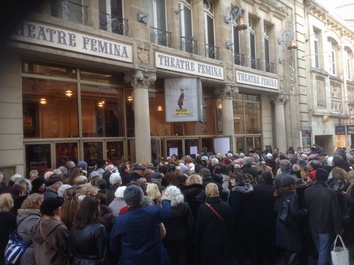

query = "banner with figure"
[{"left": 164, "top": 78, "right": 203, "bottom": 122}]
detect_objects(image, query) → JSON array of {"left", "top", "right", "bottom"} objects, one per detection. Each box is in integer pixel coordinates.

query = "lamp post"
[
  {"left": 225, "top": 5, "right": 247, "bottom": 49},
  {"left": 278, "top": 29, "right": 297, "bottom": 63}
]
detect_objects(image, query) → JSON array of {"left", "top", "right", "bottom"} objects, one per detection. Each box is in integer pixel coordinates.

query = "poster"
[{"left": 164, "top": 78, "right": 203, "bottom": 122}]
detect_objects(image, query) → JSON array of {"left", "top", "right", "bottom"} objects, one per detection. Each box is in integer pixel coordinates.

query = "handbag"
[
  {"left": 331, "top": 234, "right": 349, "bottom": 265},
  {"left": 205, "top": 202, "right": 225, "bottom": 222},
  {"left": 4, "top": 230, "right": 28, "bottom": 265}
]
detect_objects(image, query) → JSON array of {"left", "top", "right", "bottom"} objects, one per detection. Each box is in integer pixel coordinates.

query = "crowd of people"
[{"left": 0, "top": 145, "right": 353, "bottom": 265}]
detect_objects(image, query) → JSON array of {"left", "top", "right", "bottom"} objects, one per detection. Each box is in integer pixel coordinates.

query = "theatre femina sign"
[
  {"left": 236, "top": 70, "right": 278, "bottom": 90},
  {"left": 11, "top": 21, "right": 133, "bottom": 63}
]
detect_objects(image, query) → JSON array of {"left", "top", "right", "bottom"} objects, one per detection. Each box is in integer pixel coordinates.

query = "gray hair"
[
  {"left": 281, "top": 175, "right": 296, "bottom": 187},
  {"left": 243, "top": 156, "right": 252, "bottom": 165},
  {"left": 164, "top": 185, "right": 184, "bottom": 207},
  {"left": 109, "top": 172, "right": 122, "bottom": 185},
  {"left": 279, "top": 159, "right": 291, "bottom": 170}
]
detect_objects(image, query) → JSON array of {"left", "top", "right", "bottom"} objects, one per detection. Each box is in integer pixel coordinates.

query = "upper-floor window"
[
  {"left": 99, "top": 0, "right": 128, "bottom": 35},
  {"left": 179, "top": 0, "right": 195, "bottom": 53},
  {"left": 264, "top": 25, "right": 272, "bottom": 73},
  {"left": 313, "top": 30, "right": 320, "bottom": 68},
  {"left": 345, "top": 47, "right": 352, "bottom": 81},
  {"left": 233, "top": 26, "right": 242, "bottom": 65},
  {"left": 328, "top": 38, "right": 337, "bottom": 76},
  {"left": 203, "top": 0, "right": 217, "bottom": 59},
  {"left": 249, "top": 19, "right": 259, "bottom": 70},
  {"left": 51, "top": 0, "right": 88, "bottom": 24},
  {"left": 150, "top": 0, "right": 170, "bottom": 46}
]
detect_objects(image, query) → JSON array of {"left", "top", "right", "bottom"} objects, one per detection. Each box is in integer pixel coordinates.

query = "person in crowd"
[
  {"left": 28, "top": 170, "right": 39, "bottom": 181},
  {"left": 274, "top": 159, "right": 292, "bottom": 188},
  {"left": 307, "top": 159, "right": 323, "bottom": 182},
  {"left": 253, "top": 171, "right": 277, "bottom": 265},
  {"left": 240, "top": 156, "right": 259, "bottom": 179},
  {"left": 118, "top": 162, "right": 133, "bottom": 186},
  {"left": 151, "top": 172, "right": 166, "bottom": 193},
  {"left": 61, "top": 187, "right": 80, "bottom": 230},
  {"left": 341, "top": 170, "right": 354, "bottom": 243},
  {"left": 0, "top": 193, "right": 16, "bottom": 265},
  {"left": 195, "top": 183, "right": 234, "bottom": 265},
  {"left": 180, "top": 174, "right": 206, "bottom": 220},
  {"left": 107, "top": 172, "right": 122, "bottom": 205},
  {"left": 304, "top": 168, "right": 343, "bottom": 265},
  {"left": 163, "top": 185, "right": 195, "bottom": 265},
  {"left": 109, "top": 186, "right": 127, "bottom": 217},
  {"left": 16, "top": 193, "right": 44, "bottom": 265},
  {"left": 146, "top": 182, "right": 162, "bottom": 205},
  {"left": 228, "top": 171, "right": 258, "bottom": 265},
  {"left": 43, "top": 176, "right": 62, "bottom": 199},
  {"left": 109, "top": 185, "right": 172, "bottom": 264},
  {"left": 65, "top": 167, "right": 83, "bottom": 185},
  {"left": 274, "top": 175, "right": 307, "bottom": 265},
  {"left": 30, "top": 196, "right": 70, "bottom": 265},
  {"left": 29, "top": 177, "right": 45, "bottom": 194},
  {"left": 69, "top": 195, "right": 107, "bottom": 264},
  {"left": 200, "top": 167, "right": 226, "bottom": 201},
  {"left": 66, "top": 161, "right": 76, "bottom": 178}
]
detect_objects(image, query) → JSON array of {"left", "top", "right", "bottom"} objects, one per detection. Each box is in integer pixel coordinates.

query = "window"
[
  {"left": 179, "top": 0, "right": 195, "bottom": 53},
  {"left": 249, "top": 19, "right": 259, "bottom": 69},
  {"left": 150, "top": 0, "right": 170, "bottom": 46},
  {"left": 313, "top": 30, "right": 320, "bottom": 68},
  {"left": 233, "top": 93, "right": 261, "bottom": 134},
  {"left": 264, "top": 25, "right": 272, "bottom": 72},
  {"left": 51, "top": 0, "right": 88, "bottom": 24},
  {"left": 316, "top": 76, "right": 326, "bottom": 108},
  {"left": 328, "top": 38, "right": 337, "bottom": 75},
  {"left": 203, "top": 0, "right": 217, "bottom": 59},
  {"left": 233, "top": 25, "right": 243, "bottom": 65},
  {"left": 345, "top": 48, "right": 352, "bottom": 81},
  {"left": 99, "top": 0, "right": 127, "bottom": 35}
]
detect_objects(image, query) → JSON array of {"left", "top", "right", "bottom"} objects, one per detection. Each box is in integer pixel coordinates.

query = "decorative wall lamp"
[
  {"left": 225, "top": 5, "right": 247, "bottom": 49},
  {"left": 278, "top": 29, "right": 297, "bottom": 64},
  {"left": 65, "top": 90, "right": 72, "bottom": 97}
]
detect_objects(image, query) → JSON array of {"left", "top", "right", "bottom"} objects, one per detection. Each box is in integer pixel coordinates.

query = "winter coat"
[
  {"left": 29, "top": 218, "right": 70, "bottom": 265},
  {"left": 109, "top": 200, "right": 172, "bottom": 265},
  {"left": 228, "top": 183, "right": 257, "bottom": 237},
  {"left": 163, "top": 202, "right": 194, "bottom": 242},
  {"left": 16, "top": 208, "right": 41, "bottom": 265},
  {"left": 180, "top": 184, "right": 206, "bottom": 220},
  {"left": 274, "top": 188, "right": 306, "bottom": 252},
  {"left": 99, "top": 204, "right": 115, "bottom": 233},
  {"left": 195, "top": 197, "right": 235, "bottom": 265},
  {"left": 253, "top": 181, "right": 276, "bottom": 231},
  {"left": 43, "top": 187, "right": 58, "bottom": 200},
  {"left": 106, "top": 185, "right": 118, "bottom": 205},
  {"left": 304, "top": 181, "right": 343, "bottom": 234},
  {"left": 69, "top": 223, "right": 107, "bottom": 265},
  {"left": 0, "top": 210, "right": 16, "bottom": 265}
]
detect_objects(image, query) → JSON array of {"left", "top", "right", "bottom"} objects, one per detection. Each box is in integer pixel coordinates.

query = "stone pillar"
[
  {"left": 215, "top": 84, "right": 238, "bottom": 136},
  {"left": 124, "top": 70, "right": 156, "bottom": 164},
  {"left": 270, "top": 93, "right": 289, "bottom": 153}
]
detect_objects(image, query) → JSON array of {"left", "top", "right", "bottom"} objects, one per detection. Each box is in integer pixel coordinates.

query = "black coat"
[
  {"left": 69, "top": 223, "right": 107, "bottom": 265},
  {"left": 180, "top": 184, "right": 206, "bottom": 220},
  {"left": 0, "top": 210, "right": 16, "bottom": 265},
  {"left": 253, "top": 181, "right": 276, "bottom": 231},
  {"left": 195, "top": 197, "right": 235, "bottom": 265},
  {"left": 274, "top": 188, "right": 306, "bottom": 252},
  {"left": 304, "top": 181, "right": 343, "bottom": 234}
]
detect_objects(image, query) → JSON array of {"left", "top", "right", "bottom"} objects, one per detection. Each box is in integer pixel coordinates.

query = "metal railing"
[
  {"left": 266, "top": 62, "right": 275, "bottom": 73},
  {"left": 180, "top": 36, "right": 197, "bottom": 54},
  {"left": 234, "top": 53, "right": 245, "bottom": 66},
  {"left": 99, "top": 12, "right": 129, "bottom": 36},
  {"left": 51, "top": 0, "right": 88, "bottom": 23},
  {"left": 250, "top": 57, "right": 260, "bottom": 70},
  {"left": 205, "top": 44, "right": 219, "bottom": 60},
  {"left": 150, "top": 27, "right": 171, "bottom": 47}
]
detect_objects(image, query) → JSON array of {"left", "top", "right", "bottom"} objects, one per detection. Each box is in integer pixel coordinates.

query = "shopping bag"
[
  {"left": 4, "top": 230, "right": 28, "bottom": 265},
  {"left": 330, "top": 234, "right": 349, "bottom": 265}
]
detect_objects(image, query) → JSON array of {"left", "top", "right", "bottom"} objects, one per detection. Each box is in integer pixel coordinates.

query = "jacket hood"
[
  {"left": 29, "top": 218, "right": 63, "bottom": 244},
  {"left": 231, "top": 183, "right": 254, "bottom": 193},
  {"left": 273, "top": 187, "right": 295, "bottom": 197},
  {"left": 17, "top": 208, "right": 41, "bottom": 225}
]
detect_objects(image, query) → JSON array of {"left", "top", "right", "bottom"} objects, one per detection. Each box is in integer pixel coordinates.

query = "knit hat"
[
  {"left": 115, "top": 186, "right": 127, "bottom": 198},
  {"left": 124, "top": 185, "right": 143, "bottom": 206},
  {"left": 40, "top": 197, "right": 64, "bottom": 216},
  {"left": 316, "top": 168, "right": 329, "bottom": 182},
  {"left": 31, "top": 178, "right": 45, "bottom": 189}
]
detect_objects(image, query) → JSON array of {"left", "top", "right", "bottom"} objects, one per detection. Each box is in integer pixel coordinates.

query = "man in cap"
[
  {"left": 43, "top": 176, "right": 62, "bottom": 199},
  {"left": 131, "top": 164, "right": 146, "bottom": 181},
  {"left": 30, "top": 196, "right": 69, "bottom": 265},
  {"left": 304, "top": 168, "right": 343, "bottom": 265},
  {"left": 110, "top": 185, "right": 171, "bottom": 264}
]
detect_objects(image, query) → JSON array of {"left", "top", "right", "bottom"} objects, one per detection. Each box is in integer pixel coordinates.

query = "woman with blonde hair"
[
  {"left": 16, "top": 193, "right": 44, "bottom": 265},
  {"left": 146, "top": 183, "right": 161, "bottom": 205},
  {"left": 0, "top": 193, "right": 17, "bottom": 265},
  {"left": 180, "top": 174, "right": 206, "bottom": 220},
  {"left": 195, "top": 183, "right": 234, "bottom": 265},
  {"left": 163, "top": 185, "right": 194, "bottom": 265}
]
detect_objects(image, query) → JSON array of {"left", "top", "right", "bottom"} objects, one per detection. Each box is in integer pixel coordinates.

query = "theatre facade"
[{"left": 0, "top": 0, "right": 308, "bottom": 179}]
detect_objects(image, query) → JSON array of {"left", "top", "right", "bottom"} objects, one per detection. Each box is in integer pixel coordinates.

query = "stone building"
[{"left": 0, "top": 0, "right": 311, "bottom": 179}]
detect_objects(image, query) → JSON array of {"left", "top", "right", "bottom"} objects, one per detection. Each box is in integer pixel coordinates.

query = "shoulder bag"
[
  {"left": 205, "top": 202, "right": 225, "bottom": 222},
  {"left": 4, "top": 230, "right": 28, "bottom": 265}
]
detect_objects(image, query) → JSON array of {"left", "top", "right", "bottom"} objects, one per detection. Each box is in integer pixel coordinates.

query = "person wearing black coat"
[
  {"left": 69, "top": 196, "right": 107, "bottom": 265},
  {"left": 180, "top": 174, "right": 206, "bottom": 221},
  {"left": 228, "top": 171, "right": 258, "bottom": 265},
  {"left": 195, "top": 183, "right": 235, "bottom": 265},
  {"left": 253, "top": 171, "right": 277, "bottom": 265},
  {"left": 274, "top": 175, "right": 307, "bottom": 265},
  {"left": 163, "top": 185, "right": 195, "bottom": 265}
]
